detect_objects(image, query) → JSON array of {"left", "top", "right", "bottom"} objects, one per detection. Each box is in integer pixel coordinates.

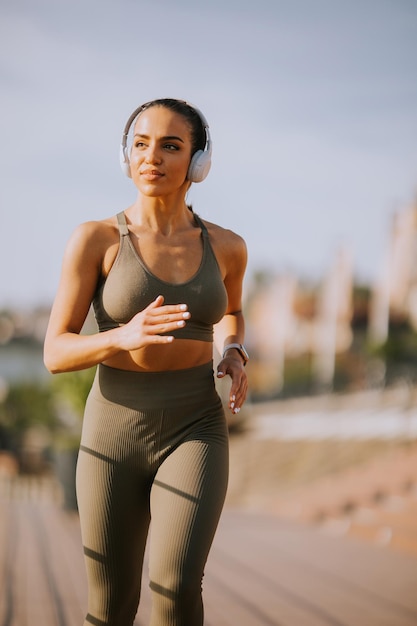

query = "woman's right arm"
[{"left": 44, "top": 221, "right": 189, "bottom": 374}]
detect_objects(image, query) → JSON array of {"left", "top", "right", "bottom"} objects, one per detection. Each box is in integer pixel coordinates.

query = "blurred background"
[{"left": 1, "top": 0, "right": 417, "bottom": 570}]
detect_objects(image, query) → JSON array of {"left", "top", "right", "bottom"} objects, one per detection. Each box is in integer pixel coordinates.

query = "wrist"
[
  {"left": 108, "top": 324, "right": 129, "bottom": 353},
  {"left": 222, "top": 343, "right": 249, "bottom": 366}
]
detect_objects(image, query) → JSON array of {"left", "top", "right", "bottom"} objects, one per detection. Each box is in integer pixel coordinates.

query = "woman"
[{"left": 44, "top": 98, "right": 248, "bottom": 626}]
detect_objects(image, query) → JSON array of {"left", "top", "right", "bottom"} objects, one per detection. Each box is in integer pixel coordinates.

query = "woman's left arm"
[{"left": 214, "top": 231, "right": 248, "bottom": 414}]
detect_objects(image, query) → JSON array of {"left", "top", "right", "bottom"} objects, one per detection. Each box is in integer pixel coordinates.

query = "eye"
[
  {"left": 134, "top": 141, "right": 147, "bottom": 148},
  {"left": 164, "top": 143, "right": 180, "bottom": 151}
]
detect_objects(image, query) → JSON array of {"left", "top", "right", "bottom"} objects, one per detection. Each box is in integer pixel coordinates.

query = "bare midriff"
[{"left": 102, "top": 339, "right": 214, "bottom": 372}]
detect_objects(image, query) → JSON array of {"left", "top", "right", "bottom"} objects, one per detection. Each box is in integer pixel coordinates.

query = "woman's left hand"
[{"left": 216, "top": 356, "right": 248, "bottom": 414}]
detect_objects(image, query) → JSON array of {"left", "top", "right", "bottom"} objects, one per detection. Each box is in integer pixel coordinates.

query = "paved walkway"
[{"left": 1, "top": 485, "right": 417, "bottom": 626}]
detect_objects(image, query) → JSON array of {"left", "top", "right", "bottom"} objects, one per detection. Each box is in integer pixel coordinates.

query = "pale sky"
[{"left": 1, "top": 0, "right": 416, "bottom": 308}]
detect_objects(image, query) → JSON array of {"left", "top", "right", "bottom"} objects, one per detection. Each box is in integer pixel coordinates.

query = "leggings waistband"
[{"left": 92, "top": 361, "right": 217, "bottom": 410}]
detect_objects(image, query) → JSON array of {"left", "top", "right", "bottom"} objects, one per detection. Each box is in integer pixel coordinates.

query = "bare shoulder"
[
  {"left": 63, "top": 215, "right": 120, "bottom": 269},
  {"left": 69, "top": 215, "right": 117, "bottom": 245},
  {"left": 201, "top": 217, "right": 247, "bottom": 266}
]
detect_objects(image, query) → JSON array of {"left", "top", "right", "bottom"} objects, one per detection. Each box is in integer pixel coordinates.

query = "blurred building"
[
  {"left": 247, "top": 244, "right": 354, "bottom": 395},
  {"left": 313, "top": 246, "right": 353, "bottom": 388},
  {"left": 248, "top": 200, "right": 417, "bottom": 397},
  {"left": 369, "top": 203, "right": 417, "bottom": 344}
]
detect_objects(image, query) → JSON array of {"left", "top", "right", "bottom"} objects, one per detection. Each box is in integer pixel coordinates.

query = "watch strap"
[{"left": 222, "top": 343, "right": 249, "bottom": 365}]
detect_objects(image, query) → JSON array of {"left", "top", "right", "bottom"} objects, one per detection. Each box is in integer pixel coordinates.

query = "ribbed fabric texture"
[{"left": 76, "top": 363, "right": 229, "bottom": 626}]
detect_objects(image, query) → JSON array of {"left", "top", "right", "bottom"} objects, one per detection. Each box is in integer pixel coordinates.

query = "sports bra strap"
[
  {"left": 116, "top": 211, "right": 129, "bottom": 236},
  {"left": 193, "top": 213, "right": 209, "bottom": 238}
]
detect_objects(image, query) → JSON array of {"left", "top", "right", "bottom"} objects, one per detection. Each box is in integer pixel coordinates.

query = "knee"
[
  {"left": 85, "top": 603, "right": 137, "bottom": 626},
  {"left": 85, "top": 581, "right": 140, "bottom": 626},
  {"left": 150, "top": 575, "right": 203, "bottom": 623}
]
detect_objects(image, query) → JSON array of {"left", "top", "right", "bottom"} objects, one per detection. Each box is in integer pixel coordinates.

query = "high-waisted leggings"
[{"left": 76, "top": 362, "right": 229, "bottom": 626}]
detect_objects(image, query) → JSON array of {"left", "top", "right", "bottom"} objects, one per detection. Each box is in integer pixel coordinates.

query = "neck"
[{"left": 126, "top": 192, "right": 194, "bottom": 235}]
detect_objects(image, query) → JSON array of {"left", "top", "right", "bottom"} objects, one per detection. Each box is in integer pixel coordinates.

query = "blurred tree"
[
  {"left": 48, "top": 367, "right": 96, "bottom": 509},
  {"left": 0, "top": 382, "right": 57, "bottom": 450},
  {"left": 370, "top": 322, "right": 417, "bottom": 385},
  {"left": 50, "top": 367, "right": 96, "bottom": 418}
]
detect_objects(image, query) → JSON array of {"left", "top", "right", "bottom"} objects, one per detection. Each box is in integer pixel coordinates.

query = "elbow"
[
  {"left": 43, "top": 354, "right": 60, "bottom": 375},
  {"left": 44, "top": 364, "right": 62, "bottom": 375},
  {"left": 43, "top": 343, "right": 64, "bottom": 374}
]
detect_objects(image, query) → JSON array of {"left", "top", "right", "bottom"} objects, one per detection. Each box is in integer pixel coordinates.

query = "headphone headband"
[{"left": 119, "top": 100, "right": 212, "bottom": 183}]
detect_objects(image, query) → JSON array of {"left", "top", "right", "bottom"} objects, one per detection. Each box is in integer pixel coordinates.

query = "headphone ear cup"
[
  {"left": 119, "top": 145, "right": 132, "bottom": 178},
  {"left": 187, "top": 150, "right": 211, "bottom": 183}
]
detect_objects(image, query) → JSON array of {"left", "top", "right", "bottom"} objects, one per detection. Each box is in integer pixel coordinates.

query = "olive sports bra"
[{"left": 92, "top": 211, "right": 228, "bottom": 342}]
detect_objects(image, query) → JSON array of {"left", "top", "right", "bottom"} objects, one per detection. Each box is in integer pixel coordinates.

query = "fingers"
[
  {"left": 118, "top": 298, "right": 192, "bottom": 352},
  {"left": 147, "top": 297, "right": 188, "bottom": 318},
  {"left": 143, "top": 297, "right": 190, "bottom": 337},
  {"left": 149, "top": 302, "right": 190, "bottom": 330},
  {"left": 217, "top": 360, "right": 248, "bottom": 414},
  {"left": 229, "top": 378, "right": 248, "bottom": 414}
]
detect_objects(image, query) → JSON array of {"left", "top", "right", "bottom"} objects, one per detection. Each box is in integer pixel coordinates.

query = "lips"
[{"left": 141, "top": 169, "right": 164, "bottom": 179}]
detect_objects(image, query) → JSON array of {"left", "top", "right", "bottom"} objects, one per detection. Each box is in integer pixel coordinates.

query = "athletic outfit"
[{"left": 76, "top": 211, "right": 229, "bottom": 626}]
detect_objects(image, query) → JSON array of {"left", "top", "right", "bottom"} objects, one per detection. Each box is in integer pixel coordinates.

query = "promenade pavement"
[{"left": 1, "top": 476, "right": 416, "bottom": 626}]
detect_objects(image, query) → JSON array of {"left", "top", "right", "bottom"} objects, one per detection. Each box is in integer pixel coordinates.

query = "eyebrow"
[{"left": 133, "top": 133, "right": 185, "bottom": 143}]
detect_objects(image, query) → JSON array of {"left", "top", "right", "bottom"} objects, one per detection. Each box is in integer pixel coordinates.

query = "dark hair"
[{"left": 135, "top": 98, "right": 206, "bottom": 155}]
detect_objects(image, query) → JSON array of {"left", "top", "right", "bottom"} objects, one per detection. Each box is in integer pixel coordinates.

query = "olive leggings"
[{"left": 76, "top": 362, "right": 229, "bottom": 626}]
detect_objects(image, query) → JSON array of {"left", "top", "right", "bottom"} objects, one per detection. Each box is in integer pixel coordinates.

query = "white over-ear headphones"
[{"left": 119, "top": 100, "right": 212, "bottom": 183}]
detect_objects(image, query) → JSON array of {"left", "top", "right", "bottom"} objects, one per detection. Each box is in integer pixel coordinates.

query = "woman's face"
[{"left": 129, "top": 106, "right": 193, "bottom": 197}]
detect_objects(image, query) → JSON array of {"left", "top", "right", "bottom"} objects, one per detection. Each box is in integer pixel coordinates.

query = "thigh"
[
  {"left": 76, "top": 389, "right": 153, "bottom": 625},
  {"left": 77, "top": 446, "right": 151, "bottom": 624},
  {"left": 77, "top": 446, "right": 151, "bottom": 569},
  {"left": 149, "top": 434, "right": 229, "bottom": 585}
]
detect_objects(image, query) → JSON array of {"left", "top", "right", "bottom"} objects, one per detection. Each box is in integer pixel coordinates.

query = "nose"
[{"left": 144, "top": 143, "right": 162, "bottom": 164}]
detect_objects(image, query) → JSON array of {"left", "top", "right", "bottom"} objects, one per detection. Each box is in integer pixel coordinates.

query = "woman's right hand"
[
  {"left": 44, "top": 222, "right": 191, "bottom": 374},
  {"left": 115, "top": 295, "right": 190, "bottom": 351}
]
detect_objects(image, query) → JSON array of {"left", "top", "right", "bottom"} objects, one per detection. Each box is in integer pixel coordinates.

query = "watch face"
[{"left": 239, "top": 345, "right": 249, "bottom": 361}]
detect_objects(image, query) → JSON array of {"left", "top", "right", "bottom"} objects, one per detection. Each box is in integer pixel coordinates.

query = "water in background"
[{"left": 0, "top": 342, "right": 48, "bottom": 384}]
